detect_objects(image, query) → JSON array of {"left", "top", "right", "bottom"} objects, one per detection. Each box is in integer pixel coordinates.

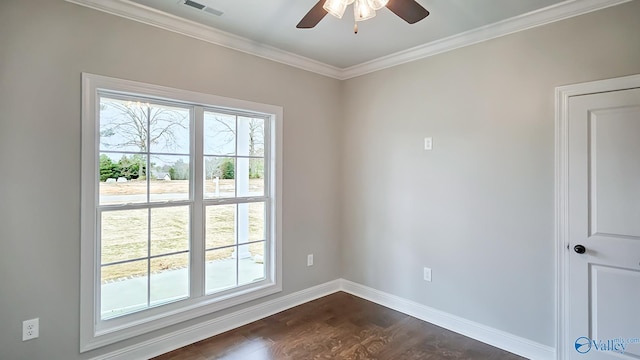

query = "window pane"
[
  {"left": 205, "top": 248, "right": 236, "bottom": 294},
  {"left": 237, "top": 117, "right": 264, "bottom": 157},
  {"left": 99, "top": 153, "right": 147, "bottom": 205},
  {"left": 101, "top": 259, "right": 148, "bottom": 319},
  {"left": 204, "top": 157, "right": 235, "bottom": 198},
  {"left": 239, "top": 242, "right": 265, "bottom": 286},
  {"left": 237, "top": 158, "right": 264, "bottom": 197},
  {"left": 100, "top": 97, "right": 150, "bottom": 152},
  {"left": 237, "top": 202, "right": 265, "bottom": 244},
  {"left": 204, "top": 112, "right": 236, "bottom": 156},
  {"left": 246, "top": 202, "right": 265, "bottom": 242},
  {"left": 150, "top": 155, "right": 190, "bottom": 202},
  {"left": 206, "top": 205, "right": 236, "bottom": 249},
  {"left": 148, "top": 104, "right": 190, "bottom": 154},
  {"left": 101, "top": 209, "right": 148, "bottom": 264},
  {"left": 150, "top": 206, "right": 189, "bottom": 256},
  {"left": 150, "top": 253, "right": 189, "bottom": 306}
]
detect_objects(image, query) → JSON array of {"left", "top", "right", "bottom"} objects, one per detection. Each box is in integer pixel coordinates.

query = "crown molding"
[
  {"left": 67, "top": 0, "right": 630, "bottom": 81},
  {"left": 341, "top": 0, "right": 632, "bottom": 79},
  {"left": 65, "top": 0, "right": 344, "bottom": 79}
]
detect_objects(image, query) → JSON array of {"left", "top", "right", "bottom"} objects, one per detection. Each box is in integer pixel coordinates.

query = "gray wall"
[
  {"left": 340, "top": 0, "right": 640, "bottom": 347},
  {"left": 0, "top": 1, "right": 342, "bottom": 359},
  {"left": 2, "top": 0, "right": 640, "bottom": 358}
]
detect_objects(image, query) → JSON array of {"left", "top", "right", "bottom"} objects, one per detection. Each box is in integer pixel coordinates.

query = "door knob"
[{"left": 574, "top": 245, "right": 586, "bottom": 254}]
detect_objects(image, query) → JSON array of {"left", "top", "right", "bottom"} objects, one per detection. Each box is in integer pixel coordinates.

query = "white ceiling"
[{"left": 68, "top": 0, "right": 631, "bottom": 78}]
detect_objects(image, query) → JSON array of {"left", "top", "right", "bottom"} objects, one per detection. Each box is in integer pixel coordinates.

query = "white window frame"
[{"left": 80, "top": 73, "right": 282, "bottom": 352}]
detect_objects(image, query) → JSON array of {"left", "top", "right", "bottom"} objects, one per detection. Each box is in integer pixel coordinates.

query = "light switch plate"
[
  {"left": 307, "top": 254, "right": 314, "bottom": 266},
  {"left": 424, "top": 137, "right": 433, "bottom": 150}
]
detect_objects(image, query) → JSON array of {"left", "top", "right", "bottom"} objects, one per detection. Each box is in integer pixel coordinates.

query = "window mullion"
[
  {"left": 146, "top": 105, "right": 151, "bottom": 204},
  {"left": 191, "top": 106, "right": 205, "bottom": 298},
  {"left": 234, "top": 115, "right": 239, "bottom": 286},
  {"left": 264, "top": 116, "right": 272, "bottom": 281},
  {"left": 146, "top": 106, "right": 152, "bottom": 309},
  {"left": 147, "top": 208, "right": 151, "bottom": 308}
]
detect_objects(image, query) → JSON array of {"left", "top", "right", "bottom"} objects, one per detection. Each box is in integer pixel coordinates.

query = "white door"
[{"left": 567, "top": 87, "right": 640, "bottom": 359}]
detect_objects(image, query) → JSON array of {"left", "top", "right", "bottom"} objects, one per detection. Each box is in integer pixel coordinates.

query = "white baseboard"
[
  {"left": 91, "top": 278, "right": 555, "bottom": 360},
  {"left": 339, "top": 279, "right": 556, "bottom": 360},
  {"left": 90, "top": 279, "right": 341, "bottom": 360}
]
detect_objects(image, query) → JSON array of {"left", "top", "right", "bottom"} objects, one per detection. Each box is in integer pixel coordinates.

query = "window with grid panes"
[{"left": 80, "top": 73, "right": 281, "bottom": 351}]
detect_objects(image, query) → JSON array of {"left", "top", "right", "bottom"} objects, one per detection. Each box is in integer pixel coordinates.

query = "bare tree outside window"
[
  {"left": 204, "top": 114, "right": 264, "bottom": 180},
  {"left": 99, "top": 99, "right": 190, "bottom": 180},
  {"left": 100, "top": 100, "right": 188, "bottom": 153}
]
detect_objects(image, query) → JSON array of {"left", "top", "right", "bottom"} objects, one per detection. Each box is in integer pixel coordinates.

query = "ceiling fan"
[{"left": 297, "top": 0, "right": 429, "bottom": 33}]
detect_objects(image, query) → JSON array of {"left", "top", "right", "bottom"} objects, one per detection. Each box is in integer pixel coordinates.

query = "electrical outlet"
[
  {"left": 307, "top": 254, "right": 314, "bottom": 267},
  {"left": 22, "top": 318, "right": 39, "bottom": 341},
  {"left": 423, "top": 267, "right": 432, "bottom": 282}
]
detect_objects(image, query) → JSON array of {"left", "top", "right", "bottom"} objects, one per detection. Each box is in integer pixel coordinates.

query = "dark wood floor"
[{"left": 152, "top": 292, "right": 526, "bottom": 360}]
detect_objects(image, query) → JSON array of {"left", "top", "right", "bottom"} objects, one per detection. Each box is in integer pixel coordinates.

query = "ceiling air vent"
[
  {"left": 184, "top": 0, "right": 205, "bottom": 10},
  {"left": 182, "top": 0, "right": 223, "bottom": 16}
]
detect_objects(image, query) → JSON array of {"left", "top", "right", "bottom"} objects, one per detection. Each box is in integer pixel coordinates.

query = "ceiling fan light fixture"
[
  {"left": 297, "top": 0, "right": 429, "bottom": 30},
  {"left": 354, "top": 0, "right": 376, "bottom": 21},
  {"left": 366, "top": 0, "right": 388, "bottom": 10},
  {"left": 323, "top": 0, "right": 348, "bottom": 19}
]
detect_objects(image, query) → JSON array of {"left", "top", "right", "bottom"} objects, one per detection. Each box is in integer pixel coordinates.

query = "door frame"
[{"left": 555, "top": 73, "right": 640, "bottom": 360}]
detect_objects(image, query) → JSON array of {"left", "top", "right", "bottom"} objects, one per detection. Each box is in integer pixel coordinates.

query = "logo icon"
[{"left": 575, "top": 337, "right": 592, "bottom": 354}]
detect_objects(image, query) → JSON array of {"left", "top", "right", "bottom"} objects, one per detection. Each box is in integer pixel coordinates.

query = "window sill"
[{"left": 82, "top": 280, "right": 281, "bottom": 352}]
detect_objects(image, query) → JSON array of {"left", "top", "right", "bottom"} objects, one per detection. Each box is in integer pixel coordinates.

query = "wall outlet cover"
[
  {"left": 22, "top": 318, "right": 39, "bottom": 341},
  {"left": 423, "top": 267, "right": 432, "bottom": 282}
]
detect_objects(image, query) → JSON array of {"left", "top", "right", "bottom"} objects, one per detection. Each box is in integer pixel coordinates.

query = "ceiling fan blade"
[
  {"left": 386, "top": 0, "right": 429, "bottom": 24},
  {"left": 297, "top": 0, "right": 328, "bottom": 28}
]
